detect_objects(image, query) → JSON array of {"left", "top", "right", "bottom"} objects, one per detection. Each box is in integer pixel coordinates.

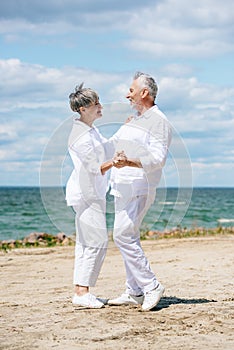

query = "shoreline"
[{"left": 1, "top": 226, "right": 233, "bottom": 251}]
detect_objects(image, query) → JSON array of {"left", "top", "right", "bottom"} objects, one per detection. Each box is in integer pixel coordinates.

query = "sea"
[{"left": 0, "top": 187, "right": 234, "bottom": 241}]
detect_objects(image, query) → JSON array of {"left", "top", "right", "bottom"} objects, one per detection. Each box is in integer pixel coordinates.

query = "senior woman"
[{"left": 66, "top": 83, "right": 114, "bottom": 308}]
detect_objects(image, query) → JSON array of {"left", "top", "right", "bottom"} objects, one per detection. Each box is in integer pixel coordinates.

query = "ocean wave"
[
  {"left": 159, "top": 201, "right": 186, "bottom": 205},
  {"left": 217, "top": 218, "right": 234, "bottom": 223}
]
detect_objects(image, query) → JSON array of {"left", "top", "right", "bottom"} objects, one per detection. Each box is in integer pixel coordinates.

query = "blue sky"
[{"left": 0, "top": 0, "right": 234, "bottom": 187}]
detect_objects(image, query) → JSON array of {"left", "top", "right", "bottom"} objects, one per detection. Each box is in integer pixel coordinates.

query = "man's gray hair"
[
  {"left": 69, "top": 83, "right": 99, "bottom": 114},
  {"left": 133, "top": 71, "right": 158, "bottom": 100}
]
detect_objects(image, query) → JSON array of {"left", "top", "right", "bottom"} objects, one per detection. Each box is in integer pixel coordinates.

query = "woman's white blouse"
[{"left": 66, "top": 119, "right": 109, "bottom": 206}]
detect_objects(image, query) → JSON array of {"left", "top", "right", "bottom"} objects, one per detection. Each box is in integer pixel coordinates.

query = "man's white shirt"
[{"left": 109, "top": 105, "right": 172, "bottom": 198}]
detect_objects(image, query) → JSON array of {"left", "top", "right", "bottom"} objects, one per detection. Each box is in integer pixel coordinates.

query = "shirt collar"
[
  {"left": 133, "top": 104, "right": 158, "bottom": 120},
  {"left": 73, "top": 116, "right": 92, "bottom": 131}
]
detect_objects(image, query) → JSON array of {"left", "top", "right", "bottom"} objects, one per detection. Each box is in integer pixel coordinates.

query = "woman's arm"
[{"left": 100, "top": 159, "right": 114, "bottom": 175}]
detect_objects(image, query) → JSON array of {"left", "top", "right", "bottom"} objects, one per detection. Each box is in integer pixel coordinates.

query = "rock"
[
  {"left": 61, "top": 237, "right": 70, "bottom": 246},
  {"left": 57, "top": 232, "right": 67, "bottom": 243},
  {"left": 147, "top": 230, "right": 156, "bottom": 237},
  {"left": 23, "top": 232, "right": 38, "bottom": 244}
]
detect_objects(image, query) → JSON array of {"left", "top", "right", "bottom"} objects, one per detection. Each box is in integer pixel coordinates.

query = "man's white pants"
[
  {"left": 113, "top": 193, "right": 158, "bottom": 296},
  {"left": 73, "top": 198, "right": 108, "bottom": 287}
]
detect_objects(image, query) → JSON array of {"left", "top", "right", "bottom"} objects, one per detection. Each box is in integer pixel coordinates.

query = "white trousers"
[
  {"left": 113, "top": 193, "right": 158, "bottom": 295},
  {"left": 73, "top": 198, "right": 108, "bottom": 287}
]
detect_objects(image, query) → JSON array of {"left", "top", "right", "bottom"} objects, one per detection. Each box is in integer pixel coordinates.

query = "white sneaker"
[
  {"left": 141, "top": 283, "right": 165, "bottom": 311},
  {"left": 108, "top": 293, "right": 144, "bottom": 306},
  {"left": 72, "top": 293, "right": 104, "bottom": 309}
]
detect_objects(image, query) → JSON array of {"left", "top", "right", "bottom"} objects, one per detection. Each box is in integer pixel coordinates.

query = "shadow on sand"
[{"left": 153, "top": 296, "right": 217, "bottom": 311}]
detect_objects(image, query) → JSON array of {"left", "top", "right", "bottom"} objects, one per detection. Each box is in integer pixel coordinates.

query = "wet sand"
[{"left": 0, "top": 235, "right": 233, "bottom": 349}]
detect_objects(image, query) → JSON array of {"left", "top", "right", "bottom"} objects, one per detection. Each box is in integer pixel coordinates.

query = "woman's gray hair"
[
  {"left": 133, "top": 71, "right": 158, "bottom": 100},
  {"left": 69, "top": 83, "right": 99, "bottom": 114}
]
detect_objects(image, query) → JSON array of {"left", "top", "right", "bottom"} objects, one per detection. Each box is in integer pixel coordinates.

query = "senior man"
[{"left": 108, "top": 72, "right": 172, "bottom": 311}]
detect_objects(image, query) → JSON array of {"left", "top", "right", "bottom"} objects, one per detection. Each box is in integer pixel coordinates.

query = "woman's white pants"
[{"left": 73, "top": 198, "right": 108, "bottom": 287}]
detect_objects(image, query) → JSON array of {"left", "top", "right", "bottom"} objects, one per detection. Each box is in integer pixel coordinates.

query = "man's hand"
[
  {"left": 125, "top": 115, "right": 134, "bottom": 123},
  {"left": 112, "top": 151, "right": 128, "bottom": 168}
]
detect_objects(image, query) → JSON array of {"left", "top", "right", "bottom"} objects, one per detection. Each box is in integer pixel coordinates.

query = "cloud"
[
  {"left": 160, "top": 63, "right": 194, "bottom": 78},
  {"left": 0, "top": 0, "right": 155, "bottom": 20},
  {"left": 0, "top": 57, "right": 233, "bottom": 147},
  {"left": 127, "top": 0, "right": 234, "bottom": 58},
  {"left": 0, "top": 0, "right": 152, "bottom": 36},
  {"left": 0, "top": 124, "right": 18, "bottom": 144},
  {"left": 191, "top": 160, "right": 234, "bottom": 187},
  {"left": 1, "top": 0, "right": 233, "bottom": 59},
  {"left": 156, "top": 74, "right": 234, "bottom": 113},
  {"left": 1, "top": 58, "right": 233, "bottom": 145},
  {"left": 0, "top": 58, "right": 124, "bottom": 110}
]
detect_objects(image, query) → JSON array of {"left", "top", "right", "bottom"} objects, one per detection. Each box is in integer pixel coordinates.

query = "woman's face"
[{"left": 82, "top": 99, "right": 103, "bottom": 122}]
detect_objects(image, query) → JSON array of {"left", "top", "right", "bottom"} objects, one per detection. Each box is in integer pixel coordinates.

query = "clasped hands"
[{"left": 112, "top": 150, "right": 128, "bottom": 168}]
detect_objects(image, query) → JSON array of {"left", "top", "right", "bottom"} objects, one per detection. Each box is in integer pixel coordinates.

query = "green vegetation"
[
  {"left": 0, "top": 232, "right": 75, "bottom": 252},
  {"left": 1, "top": 227, "right": 233, "bottom": 252},
  {"left": 141, "top": 226, "right": 234, "bottom": 240}
]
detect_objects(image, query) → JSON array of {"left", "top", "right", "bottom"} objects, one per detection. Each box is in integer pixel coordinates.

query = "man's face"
[{"left": 126, "top": 78, "right": 143, "bottom": 112}]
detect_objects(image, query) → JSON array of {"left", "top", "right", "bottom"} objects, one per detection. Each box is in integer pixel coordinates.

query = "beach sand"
[{"left": 0, "top": 235, "right": 233, "bottom": 350}]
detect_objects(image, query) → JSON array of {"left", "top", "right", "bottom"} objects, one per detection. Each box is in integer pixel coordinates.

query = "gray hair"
[
  {"left": 133, "top": 71, "right": 158, "bottom": 100},
  {"left": 69, "top": 83, "right": 99, "bottom": 114}
]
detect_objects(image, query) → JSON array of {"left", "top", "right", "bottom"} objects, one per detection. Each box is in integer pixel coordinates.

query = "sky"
[{"left": 0, "top": 0, "right": 234, "bottom": 187}]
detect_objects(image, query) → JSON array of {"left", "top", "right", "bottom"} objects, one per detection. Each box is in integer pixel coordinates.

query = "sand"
[{"left": 0, "top": 235, "right": 233, "bottom": 350}]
